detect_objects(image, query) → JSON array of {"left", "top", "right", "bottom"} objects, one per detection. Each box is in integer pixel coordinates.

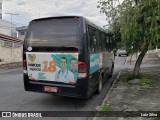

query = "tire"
[
  {"left": 119, "top": 54, "right": 121, "bottom": 57},
  {"left": 95, "top": 75, "right": 103, "bottom": 94}
]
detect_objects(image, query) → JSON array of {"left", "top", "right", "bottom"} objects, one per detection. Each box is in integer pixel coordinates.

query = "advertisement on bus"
[{"left": 26, "top": 52, "right": 78, "bottom": 84}]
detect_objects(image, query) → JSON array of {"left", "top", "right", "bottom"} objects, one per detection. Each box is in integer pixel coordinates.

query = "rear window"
[{"left": 25, "top": 18, "right": 81, "bottom": 47}]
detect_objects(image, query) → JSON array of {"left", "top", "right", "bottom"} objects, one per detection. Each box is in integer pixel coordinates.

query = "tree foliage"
[
  {"left": 98, "top": 0, "right": 160, "bottom": 77},
  {"left": 98, "top": 0, "right": 122, "bottom": 50},
  {"left": 120, "top": 0, "right": 160, "bottom": 53}
]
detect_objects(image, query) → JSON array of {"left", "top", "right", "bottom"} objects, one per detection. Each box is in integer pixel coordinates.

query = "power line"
[
  {"left": 3, "top": 1, "right": 54, "bottom": 14},
  {"left": 2, "top": 0, "right": 58, "bottom": 26},
  {"left": 3, "top": 4, "right": 51, "bottom": 20},
  {"left": 3, "top": 0, "right": 55, "bottom": 15},
  {"left": 4, "top": 13, "right": 19, "bottom": 37},
  {"left": 0, "top": 26, "right": 15, "bottom": 29},
  {"left": 27, "top": 0, "right": 54, "bottom": 13},
  {"left": 3, "top": 5, "right": 45, "bottom": 16}
]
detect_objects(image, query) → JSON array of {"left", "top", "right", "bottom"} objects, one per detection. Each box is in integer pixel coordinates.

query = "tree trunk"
[{"left": 132, "top": 49, "right": 147, "bottom": 77}]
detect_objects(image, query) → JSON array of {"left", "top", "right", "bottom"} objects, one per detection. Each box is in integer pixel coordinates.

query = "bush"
[
  {"left": 126, "top": 73, "right": 155, "bottom": 86},
  {"left": 101, "top": 104, "right": 110, "bottom": 111},
  {"left": 126, "top": 73, "right": 144, "bottom": 81}
]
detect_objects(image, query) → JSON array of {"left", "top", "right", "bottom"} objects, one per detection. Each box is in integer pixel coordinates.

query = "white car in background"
[{"left": 116, "top": 49, "right": 128, "bottom": 56}]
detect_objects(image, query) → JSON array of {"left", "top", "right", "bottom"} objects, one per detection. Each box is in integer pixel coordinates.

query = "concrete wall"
[
  {"left": 12, "top": 47, "right": 22, "bottom": 61},
  {"left": 0, "top": 43, "right": 22, "bottom": 64}
]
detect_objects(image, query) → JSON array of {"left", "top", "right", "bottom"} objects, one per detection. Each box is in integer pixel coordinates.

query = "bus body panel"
[
  {"left": 23, "top": 16, "right": 114, "bottom": 98},
  {"left": 23, "top": 74, "right": 88, "bottom": 98}
]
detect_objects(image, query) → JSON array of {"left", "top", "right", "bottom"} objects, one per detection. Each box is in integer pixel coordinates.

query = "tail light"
[
  {"left": 69, "top": 81, "right": 75, "bottom": 85},
  {"left": 23, "top": 60, "right": 27, "bottom": 67},
  {"left": 23, "top": 60, "right": 27, "bottom": 74},
  {"left": 78, "top": 62, "right": 87, "bottom": 78}
]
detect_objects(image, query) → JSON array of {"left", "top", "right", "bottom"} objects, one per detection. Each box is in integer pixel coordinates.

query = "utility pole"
[
  {"left": 4, "top": 13, "right": 18, "bottom": 58},
  {"left": 5, "top": 13, "right": 19, "bottom": 37}
]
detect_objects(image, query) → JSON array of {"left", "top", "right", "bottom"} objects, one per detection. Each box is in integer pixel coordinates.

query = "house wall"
[
  {"left": 17, "top": 31, "right": 25, "bottom": 41},
  {"left": 17, "top": 26, "right": 27, "bottom": 41},
  {"left": 0, "top": 20, "right": 17, "bottom": 37},
  {"left": 0, "top": 40, "right": 22, "bottom": 64}
]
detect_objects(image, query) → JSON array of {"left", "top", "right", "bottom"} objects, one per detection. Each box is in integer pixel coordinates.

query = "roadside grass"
[
  {"left": 96, "top": 104, "right": 110, "bottom": 117},
  {"left": 126, "top": 73, "right": 144, "bottom": 82},
  {"left": 154, "top": 116, "right": 160, "bottom": 120},
  {"left": 126, "top": 73, "right": 155, "bottom": 86},
  {"left": 138, "top": 77, "right": 155, "bottom": 86},
  {"left": 100, "top": 104, "right": 110, "bottom": 112}
]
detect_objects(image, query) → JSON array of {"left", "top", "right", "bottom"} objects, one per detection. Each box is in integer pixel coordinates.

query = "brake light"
[
  {"left": 78, "top": 62, "right": 87, "bottom": 78},
  {"left": 69, "top": 81, "right": 75, "bottom": 84},
  {"left": 23, "top": 60, "right": 27, "bottom": 67}
]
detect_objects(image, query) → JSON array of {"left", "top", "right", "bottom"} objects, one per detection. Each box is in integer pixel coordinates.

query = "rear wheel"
[{"left": 95, "top": 75, "right": 102, "bottom": 94}]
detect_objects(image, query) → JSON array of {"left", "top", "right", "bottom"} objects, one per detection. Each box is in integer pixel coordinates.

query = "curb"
[
  {"left": 92, "top": 71, "right": 122, "bottom": 120},
  {"left": 0, "top": 62, "right": 22, "bottom": 70}
]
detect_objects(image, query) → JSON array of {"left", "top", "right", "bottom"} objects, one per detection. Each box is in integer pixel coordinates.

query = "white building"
[
  {"left": 0, "top": 0, "right": 2, "bottom": 19},
  {"left": 0, "top": 0, "right": 17, "bottom": 37},
  {"left": 0, "top": 19, "right": 17, "bottom": 37},
  {"left": 0, "top": 0, "right": 23, "bottom": 64},
  {"left": 16, "top": 26, "right": 27, "bottom": 41}
]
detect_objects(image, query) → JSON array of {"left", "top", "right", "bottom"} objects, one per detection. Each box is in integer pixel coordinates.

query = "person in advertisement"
[
  {"left": 55, "top": 57, "right": 74, "bottom": 83},
  {"left": 70, "top": 58, "right": 78, "bottom": 82}
]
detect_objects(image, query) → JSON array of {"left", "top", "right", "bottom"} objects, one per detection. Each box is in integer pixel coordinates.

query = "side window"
[
  {"left": 88, "top": 26, "right": 97, "bottom": 53},
  {"left": 105, "top": 35, "right": 110, "bottom": 51},
  {"left": 96, "top": 30, "right": 100, "bottom": 52},
  {"left": 102, "top": 33, "right": 106, "bottom": 51},
  {"left": 109, "top": 36, "right": 113, "bottom": 51},
  {"left": 101, "top": 33, "right": 105, "bottom": 51},
  {"left": 109, "top": 37, "right": 111, "bottom": 51},
  {"left": 110, "top": 38, "right": 113, "bottom": 50}
]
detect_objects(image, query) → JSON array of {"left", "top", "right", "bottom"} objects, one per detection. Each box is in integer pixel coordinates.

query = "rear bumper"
[
  {"left": 119, "top": 52, "right": 128, "bottom": 55},
  {"left": 23, "top": 74, "right": 89, "bottom": 98}
]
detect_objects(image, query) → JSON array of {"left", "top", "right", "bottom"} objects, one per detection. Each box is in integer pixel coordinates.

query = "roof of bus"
[
  {"left": 30, "top": 16, "right": 83, "bottom": 22},
  {"left": 30, "top": 16, "right": 110, "bottom": 35}
]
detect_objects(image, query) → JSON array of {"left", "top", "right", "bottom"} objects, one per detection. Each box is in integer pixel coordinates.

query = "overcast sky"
[{"left": 2, "top": 0, "right": 107, "bottom": 27}]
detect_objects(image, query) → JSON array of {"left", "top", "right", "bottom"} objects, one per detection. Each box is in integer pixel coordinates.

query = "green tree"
[
  {"left": 98, "top": 0, "right": 122, "bottom": 53},
  {"left": 98, "top": 0, "right": 160, "bottom": 77}
]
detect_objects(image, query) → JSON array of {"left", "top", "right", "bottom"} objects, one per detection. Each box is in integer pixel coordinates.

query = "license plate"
[{"left": 44, "top": 86, "right": 58, "bottom": 93}]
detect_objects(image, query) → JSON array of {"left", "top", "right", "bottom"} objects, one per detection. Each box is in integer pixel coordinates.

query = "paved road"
[{"left": 0, "top": 57, "right": 126, "bottom": 119}]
